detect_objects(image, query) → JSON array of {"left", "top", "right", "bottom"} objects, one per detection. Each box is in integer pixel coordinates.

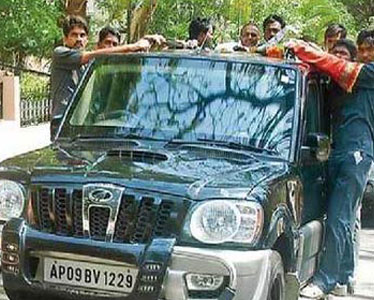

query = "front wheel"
[{"left": 267, "top": 251, "right": 285, "bottom": 300}]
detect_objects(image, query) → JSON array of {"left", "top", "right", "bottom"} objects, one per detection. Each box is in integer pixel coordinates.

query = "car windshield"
[{"left": 67, "top": 55, "right": 297, "bottom": 159}]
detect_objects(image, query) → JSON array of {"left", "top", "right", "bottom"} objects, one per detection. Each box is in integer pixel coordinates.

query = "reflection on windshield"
[{"left": 69, "top": 56, "right": 296, "bottom": 159}]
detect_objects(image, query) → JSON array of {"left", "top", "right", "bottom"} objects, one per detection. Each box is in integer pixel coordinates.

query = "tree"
[
  {"left": 130, "top": 0, "right": 157, "bottom": 42},
  {"left": 340, "top": 0, "right": 374, "bottom": 28},
  {"left": 90, "top": 0, "right": 359, "bottom": 46},
  {"left": 65, "top": 0, "right": 88, "bottom": 17},
  {"left": 148, "top": 0, "right": 357, "bottom": 44},
  {"left": 0, "top": 0, "right": 63, "bottom": 66},
  {"left": 95, "top": 0, "right": 158, "bottom": 43},
  {"left": 294, "top": 0, "right": 357, "bottom": 42}
]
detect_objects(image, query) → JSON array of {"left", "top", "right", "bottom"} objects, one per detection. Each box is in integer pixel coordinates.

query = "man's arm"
[
  {"left": 81, "top": 35, "right": 166, "bottom": 64},
  {"left": 286, "top": 40, "right": 363, "bottom": 92},
  {"left": 53, "top": 46, "right": 83, "bottom": 70}
]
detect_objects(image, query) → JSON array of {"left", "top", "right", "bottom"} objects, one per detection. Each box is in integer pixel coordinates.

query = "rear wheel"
[{"left": 267, "top": 252, "right": 285, "bottom": 300}]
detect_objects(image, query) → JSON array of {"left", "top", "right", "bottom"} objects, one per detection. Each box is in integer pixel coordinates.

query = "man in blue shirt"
[{"left": 287, "top": 39, "right": 374, "bottom": 299}]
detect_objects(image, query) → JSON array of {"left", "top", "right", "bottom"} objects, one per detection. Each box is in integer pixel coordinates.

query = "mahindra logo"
[{"left": 88, "top": 188, "right": 113, "bottom": 203}]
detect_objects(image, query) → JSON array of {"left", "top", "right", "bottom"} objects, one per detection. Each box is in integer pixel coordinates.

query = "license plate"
[{"left": 44, "top": 257, "right": 138, "bottom": 293}]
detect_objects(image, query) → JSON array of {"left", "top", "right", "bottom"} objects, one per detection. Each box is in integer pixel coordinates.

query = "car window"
[
  {"left": 305, "top": 81, "right": 321, "bottom": 136},
  {"left": 68, "top": 56, "right": 297, "bottom": 159}
]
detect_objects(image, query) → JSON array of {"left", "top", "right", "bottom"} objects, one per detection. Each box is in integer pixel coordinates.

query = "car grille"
[{"left": 30, "top": 185, "right": 188, "bottom": 243}]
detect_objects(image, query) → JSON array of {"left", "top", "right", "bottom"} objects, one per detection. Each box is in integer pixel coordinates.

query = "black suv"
[{"left": 0, "top": 52, "right": 331, "bottom": 300}]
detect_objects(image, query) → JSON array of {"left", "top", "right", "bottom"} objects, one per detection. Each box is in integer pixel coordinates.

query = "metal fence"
[
  {"left": 20, "top": 98, "right": 50, "bottom": 127},
  {"left": 20, "top": 68, "right": 51, "bottom": 127},
  {"left": 0, "top": 63, "right": 51, "bottom": 127},
  {"left": 20, "top": 71, "right": 51, "bottom": 127}
]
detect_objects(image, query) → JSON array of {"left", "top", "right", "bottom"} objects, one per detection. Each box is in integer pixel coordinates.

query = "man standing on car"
[
  {"left": 51, "top": 15, "right": 163, "bottom": 121},
  {"left": 286, "top": 38, "right": 374, "bottom": 299}
]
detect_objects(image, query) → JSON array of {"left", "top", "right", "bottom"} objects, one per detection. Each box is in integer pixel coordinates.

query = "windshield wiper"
[
  {"left": 118, "top": 133, "right": 167, "bottom": 142},
  {"left": 67, "top": 133, "right": 166, "bottom": 143},
  {"left": 200, "top": 138, "right": 279, "bottom": 155},
  {"left": 169, "top": 138, "right": 279, "bottom": 155}
]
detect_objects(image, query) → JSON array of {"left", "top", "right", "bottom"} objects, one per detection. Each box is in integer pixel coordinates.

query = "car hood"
[{"left": 0, "top": 144, "right": 288, "bottom": 200}]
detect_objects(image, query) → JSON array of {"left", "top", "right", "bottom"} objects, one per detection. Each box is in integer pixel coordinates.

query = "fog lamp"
[{"left": 185, "top": 273, "right": 224, "bottom": 291}]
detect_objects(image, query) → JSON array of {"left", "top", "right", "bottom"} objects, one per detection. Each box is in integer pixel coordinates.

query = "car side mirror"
[
  {"left": 50, "top": 115, "right": 62, "bottom": 141},
  {"left": 301, "top": 133, "right": 330, "bottom": 163}
]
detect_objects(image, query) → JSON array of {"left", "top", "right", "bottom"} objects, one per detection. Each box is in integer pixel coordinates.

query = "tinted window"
[
  {"left": 68, "top": 56, "right": 296, "bottom": 159},
  {"left": 305, "top": 81, "right": 320, "bottom": 135}
]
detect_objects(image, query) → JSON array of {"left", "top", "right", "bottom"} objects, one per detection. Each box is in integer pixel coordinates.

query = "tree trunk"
[
  {"left": 129, "top": 0, "right": 158, "bottom": 43},
  {"left": 127, "top": 0, "right": 133, "bottom": 44},
  {"left": 65, "top": 0, "right": 87, "bottom": 17}
]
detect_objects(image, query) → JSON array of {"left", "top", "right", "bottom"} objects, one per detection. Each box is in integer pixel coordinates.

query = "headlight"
[
  {"left": 0, "top": 180, "right": 25, "bottom": 221},
  {"left": 190, "top": 200, "right": 263, "bottom": 244}
]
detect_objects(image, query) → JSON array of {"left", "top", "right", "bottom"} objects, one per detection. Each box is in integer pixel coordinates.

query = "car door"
[
  {"left": 295, "top": 75, "right": 330, "bottom": 284},
  {"left": 300, "top": 75, "right": 329, "bottom": 224}
]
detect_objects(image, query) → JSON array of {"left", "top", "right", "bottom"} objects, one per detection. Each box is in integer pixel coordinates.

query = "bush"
[{"left": 20, "top": 72, "right": 50, "bottom": 102}]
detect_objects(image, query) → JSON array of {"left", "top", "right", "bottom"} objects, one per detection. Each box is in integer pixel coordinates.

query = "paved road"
[
  {"left": 337, "top": 228, "right": 374, "bottom": 300},
  {"left": 0, "top": 230, "right": 373, "bottom": 300},
  {"left": 300, "top": 229, "right": 374, "bottom": 300},
  {"left": 0, "top": 121, "right": 50, "bottom": 162}
]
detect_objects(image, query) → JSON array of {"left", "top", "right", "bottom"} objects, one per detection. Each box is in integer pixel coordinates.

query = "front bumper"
[{"left": 1, "top": 219, "right": 279, "bottom": 300}]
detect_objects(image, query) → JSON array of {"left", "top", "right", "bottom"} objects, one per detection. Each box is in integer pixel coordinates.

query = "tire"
[
  {"left": 267, "top": 252, "right": 285, "bottom": 300},
  {"left": 362, "top": 181, "right": 374, "bottom": 228}
]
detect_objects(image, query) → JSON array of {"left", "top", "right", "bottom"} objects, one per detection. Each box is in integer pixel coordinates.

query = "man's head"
[
  {"left": 263, "top": 14, "right": 286, "bottom": 41},
  {"left": 240, "top": 23, "right": 261, "bottom": 47},
  {"left": 331, "top": 39, "right": 357, "bottom": 61},
  {"left": 188, "top": 17, "right": 214, "bottom": 46},
  {"left": 357, "top": 29, "right": 374, "bottom": 63},
  {"left": 97, "top": 26, "right": 121, "bottom": 49},
  {"left": 324, "top": 24, "right": 347, "bottom": 53},
  {"left": 62, "top": 15, "right": 89, "bottom": 50}
]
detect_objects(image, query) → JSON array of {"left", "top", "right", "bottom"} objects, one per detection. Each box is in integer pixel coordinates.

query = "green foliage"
[
  {"left": 339, "top": 0, "right": 374, "bottom": 28},
  {"left": 0, "top": 0, "right": 365, "bottom": 64},
  {"left": 149, "top": 0, "right": 246, "bottom": 42},
  {"left": 95, "top": 0, "right": 131, "bottom": 30},
  {"left": 249, "top": 0, "right": 357, "bottom": 43},
  {"left": 96, "top": 0, "right": 130, "bottom": 22},
  {"left": 293, "top": 0, "right": 357, "bottom": 43},
  {"left": 147, "top": 0, "right": 358, "bottom": 45},
  {"left": 20, "top": 72, "right": 50, "bottom": 102},
  {"left": 0, "top": 0, "right": 63, "bottom": 65}
]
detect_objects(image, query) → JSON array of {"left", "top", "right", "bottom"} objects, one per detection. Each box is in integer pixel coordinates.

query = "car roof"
[{"left": 94, "top": 50, "right": 311, "bottom": 75}]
